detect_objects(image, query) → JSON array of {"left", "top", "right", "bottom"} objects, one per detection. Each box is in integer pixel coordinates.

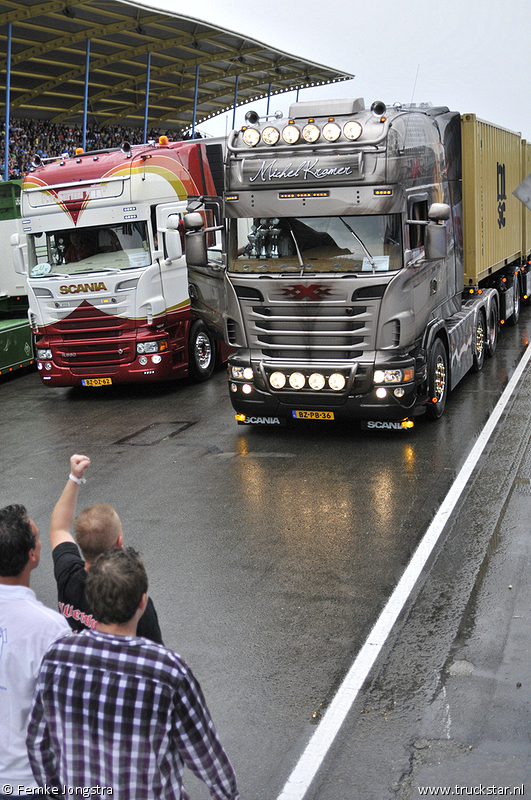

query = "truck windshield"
[
  {"left": 228, "top": 215, "right": 402, "bottom": 273},
  {"left": 28, "top": 222, "right": 151, "bottom": 277}
]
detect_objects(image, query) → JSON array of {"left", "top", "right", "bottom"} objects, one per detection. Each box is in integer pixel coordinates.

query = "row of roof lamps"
[{"left": 239, "top": 101, "right": 387, "bottom": 147}]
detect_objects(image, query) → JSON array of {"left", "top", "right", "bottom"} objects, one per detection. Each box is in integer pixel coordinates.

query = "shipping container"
[{"left": 461, "top": 114, "right": 522, "bottom": 286}]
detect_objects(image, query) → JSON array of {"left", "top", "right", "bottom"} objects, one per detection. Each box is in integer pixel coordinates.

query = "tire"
[
  {"left": 188, "top": 320, "right": 215, "bottom": 382},
  {"left": 472, "top": 310, "right": 486, "bottom": 372},
  {"left": 508, "top": 276, "right": 521, "bottom": 327},
  {"left": 426, "top": 338, "right": 448, "bottom": 420},
  {"left": 486, "top": 300, "right": 499, "bottom": 357}
]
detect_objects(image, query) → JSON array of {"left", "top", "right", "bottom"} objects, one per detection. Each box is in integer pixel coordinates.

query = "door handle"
[{"left": 430, "top": 279, "right": 438, "bottom": 295}]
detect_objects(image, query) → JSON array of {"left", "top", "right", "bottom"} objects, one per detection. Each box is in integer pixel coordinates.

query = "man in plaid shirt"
[{"left": 26, "top": 547, "right": 239, "bottom": 800}]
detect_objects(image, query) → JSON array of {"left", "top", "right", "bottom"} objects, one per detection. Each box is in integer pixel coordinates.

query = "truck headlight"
[
  {"left": 262, "top": 126, "right": 280, "bottom": 145},
  {"left": 269, "top": 371, "right": 286, "bottom": 389},
  {"left": 328, "top": 373, "right": 346, "bottom": 391},
  {"left": 230, "top": 366, "right": 254, "bottom": 380},
  {"left": 242, "top": 128, "right": 260, "bottom": 147},
  {"left": 308, "top": 373, "right": 326, "bottom": 390},
  {"left": 137, "top": 341, "right": 168, "bottom": 355},
  {"left": 289, "top": 372, "right": 306, "bottom": 389},
  {"left": 282, "top": 125, "right": 301, "bottom": 144},
  {"left": 37, "top": 349, "right": 53, "bottom": 360},
  {"left": 302, "top": 123, "right": 320, "bottom": 143},
  {"left": 322, "top": 122, "right": 342, "bottom": 142},
  {"left": 343, "top": 121, "right": 363, "bottom": 141},
  {"left": 374, "top": 368, "right": 414, "bottom": 384}
]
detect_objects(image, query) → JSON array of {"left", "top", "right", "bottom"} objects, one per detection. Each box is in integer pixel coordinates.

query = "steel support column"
[
  {"left": 82, "top": 39, "right": 91, "bottom": 151},
  {"left": 4, "top": 22, "right": 12, "bottom": 181},
  {"left": 232, "top": 74, "right": 239, "bottom": 131},
  {"left": 191, "top": 65, "right": 199, "bottom": 138},
  {"left": 144, "top": 51, "right": 151, "bottom": 142}
]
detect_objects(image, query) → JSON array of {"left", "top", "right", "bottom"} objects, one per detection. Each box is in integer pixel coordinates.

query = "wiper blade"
[
  {"left": 286, "top": 221, "right": 305, "bottom": 274},
  {"left": 339, "top": 216, "right": 376, "bottom": 271}
]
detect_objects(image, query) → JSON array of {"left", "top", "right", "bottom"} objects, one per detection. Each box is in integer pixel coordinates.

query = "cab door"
[
  {"left": 407, "top": 195, "right": 448, "bottom": 329},
  {"left": 185, "top": 198, "right": 228, "bottom": 340},
  {"left": 155, "top": 202, "right": 188, "bottom": 316}
]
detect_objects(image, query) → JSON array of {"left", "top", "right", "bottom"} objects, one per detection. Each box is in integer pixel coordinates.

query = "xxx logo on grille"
[{"left": 281, "top": 284, "right": 332, "bottom": 300}]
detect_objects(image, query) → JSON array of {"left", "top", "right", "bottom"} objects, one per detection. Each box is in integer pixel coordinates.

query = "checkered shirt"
[{"left": 26, "top": 630, "right": 239, "bottom": 800}]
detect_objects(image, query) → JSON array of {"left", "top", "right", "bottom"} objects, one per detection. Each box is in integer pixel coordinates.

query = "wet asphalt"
[
  {"left": 299, "top": 332, "right": 531, "bottom": 798},
  {"left": 1, "top": 309, "right": 531, "bottom": 799}
]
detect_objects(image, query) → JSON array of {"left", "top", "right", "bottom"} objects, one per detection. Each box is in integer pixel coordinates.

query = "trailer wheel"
[
  {"left": 486, "top": 300, "right": 499, "bottom": 357},
  {"left": 472, "top": 310, "right": 486, "bottom": 372},
  {"left": 426, "top": 338, "right": 448, "bottom": 420},
  {"left": 508, "top": 275, "right": 521, "bottom": 327},
  {"left": 188, "top": 320, "right": 215, "bottom": 382}
]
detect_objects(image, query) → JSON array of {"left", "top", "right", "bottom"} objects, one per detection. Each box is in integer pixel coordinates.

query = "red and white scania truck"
[
  {"left": 11, "top": 135, "right": 227, "bottom": 387},
  {"left": 184, "top": 97, "right": 531, "bottom": 427}
]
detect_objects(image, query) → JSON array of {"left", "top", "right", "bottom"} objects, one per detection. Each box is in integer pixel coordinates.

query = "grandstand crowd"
[{"left": 1, "top": 119, "right": 204, "bottom": 178}]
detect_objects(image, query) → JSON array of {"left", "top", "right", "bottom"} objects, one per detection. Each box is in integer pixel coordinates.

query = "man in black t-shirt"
[{"left": 50, "top": 454, "right": 163, "bottom": 644}]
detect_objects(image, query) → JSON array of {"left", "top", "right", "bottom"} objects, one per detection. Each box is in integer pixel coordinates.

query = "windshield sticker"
[
  {"left": 31, "top": 263, "right": 52, "bottom": 277},
  {"left": 128, "top": 252, "right": 151, "bottom": 268},
  {"left": 362, "top": 256, "right": 390, "bottom": 271}
]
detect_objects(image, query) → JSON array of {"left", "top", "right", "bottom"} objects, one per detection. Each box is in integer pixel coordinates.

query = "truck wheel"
[
  {"left": 486, "top": 300, "right": 498, "bottom": 357},
  {"left": 472, "top": 310, "right": 486, "bottom": 372},
  {"left": 508, "top": 276, "right": 521, "bottom": 327},
  {"left": 188, "top": 320, "right": 215, "bottom": 382},
  {"left": 426, "top": 338, "right": 448, "bottom": 420}
]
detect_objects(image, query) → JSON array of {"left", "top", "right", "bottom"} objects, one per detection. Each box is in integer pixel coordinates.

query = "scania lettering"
[
  {"left": 185, "top": 97, "right": 531, "bottom": 426},
  {"left": 364, "top": 421, "right": 412, "bottom": 430},
  {"left": 12, "top": 136, "right": 229, "bottom": 387},
  {"left": 60, "top": 282, "right": 108, "bottom": 295},
  {"left": 236, "top": 415, "right": 283, "bottom": 425}
]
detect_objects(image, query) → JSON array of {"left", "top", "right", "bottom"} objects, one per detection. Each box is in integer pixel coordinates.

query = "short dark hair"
[
  {"left": 0, "top": 504, "right": 36, "bottom": 577},
  {"left": 85, "top": 547, "right": 148, "bottom": 625}
]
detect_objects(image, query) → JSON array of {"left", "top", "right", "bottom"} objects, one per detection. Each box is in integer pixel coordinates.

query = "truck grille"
[
  {"left": 50, "top": 302, "right": 136, "bottom": 366},
  {"left": 234, "top": 281, "right": 380, "bottom": 360}
]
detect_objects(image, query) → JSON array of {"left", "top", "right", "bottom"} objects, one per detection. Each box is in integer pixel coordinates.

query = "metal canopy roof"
[{"left": 0, "top": 0, "right": 353, "bottom": 133}]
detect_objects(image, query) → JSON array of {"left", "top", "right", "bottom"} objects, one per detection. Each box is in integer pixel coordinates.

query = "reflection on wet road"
[{"left": 1, "top": 308, "right": 530, "bottom": 800}]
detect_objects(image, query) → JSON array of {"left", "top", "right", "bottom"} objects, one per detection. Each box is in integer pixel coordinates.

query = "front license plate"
[
  {"left": 82, "top": 378, "right": 113, "bottom": 387},
  {"left": 292, "top": 410, "right": 335, "bottom": 420}
]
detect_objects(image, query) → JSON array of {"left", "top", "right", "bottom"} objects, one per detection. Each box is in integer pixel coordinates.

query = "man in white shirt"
[{"left": 0, "top": 503, "right": 70, "bottom": 798}]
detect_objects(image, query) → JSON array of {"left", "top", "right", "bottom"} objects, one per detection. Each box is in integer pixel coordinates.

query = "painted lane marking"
[{"left": 276, "top": 341, "right": 531, "bottom": 800}]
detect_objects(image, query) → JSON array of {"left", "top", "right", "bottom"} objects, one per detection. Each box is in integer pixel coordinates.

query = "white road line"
[{"left": 276, "top": 341, "right": 531, "bottom": 800}]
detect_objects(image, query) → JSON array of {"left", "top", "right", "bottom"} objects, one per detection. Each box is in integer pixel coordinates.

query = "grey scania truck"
[{"left": 184, "top": 97, "right": 531, "bottom": 427}]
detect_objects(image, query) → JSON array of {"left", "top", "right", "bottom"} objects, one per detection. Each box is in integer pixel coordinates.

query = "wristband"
[{"left": 69, "top": 473, "right": 86, "bottom": 485}]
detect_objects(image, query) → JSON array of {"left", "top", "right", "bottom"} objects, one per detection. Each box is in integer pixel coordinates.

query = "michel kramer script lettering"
[{"left": 249, "top": 158, "right": 354, "bottom": 182}]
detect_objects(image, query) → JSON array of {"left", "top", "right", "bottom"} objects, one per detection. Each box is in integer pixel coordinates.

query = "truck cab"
[{"left": 187, "top": 98, "right": 483, "bottom": 426}]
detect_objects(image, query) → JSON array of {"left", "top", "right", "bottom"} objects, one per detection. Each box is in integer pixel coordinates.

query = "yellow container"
[
  {"left": 461, "top": 114, "right": 523, "bottom": 286},
  {"left": 521, "top": 139, "right": 531, "bottom": 258}
]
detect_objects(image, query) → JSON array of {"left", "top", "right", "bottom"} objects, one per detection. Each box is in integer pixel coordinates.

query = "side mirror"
[
  {"left": 424, "top": 221, "right": 448, "bottom": 261},
  {"left": 185, "top": 230, "right": 208, "bottom": 268},
  {"left": 184, "top": 212, "right": 205, "bottom": 231},
  {"left": 164, "top": 214, "right": 183, "bottom": 263},
  {"left": 186, "top": 197, "right": 205, "bottom": 213},
  {"left": 10, "top": 232, "right": 26, "bottom": 275},
  {"left": 425, "top": 203, "right": 450, "bottom": 260},
  {"left": 428, "top": 203, "right": 450, "bottom": 222},
  {"left": 406, "top": 203, "right": 450, "bottom": 262}
]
